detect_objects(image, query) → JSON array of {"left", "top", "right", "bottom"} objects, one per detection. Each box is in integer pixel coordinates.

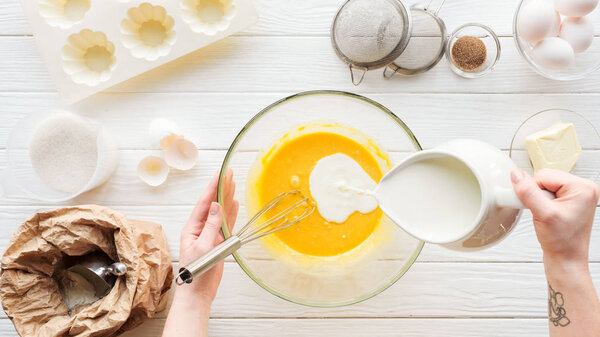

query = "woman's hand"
[
  {"left": 177, "top": 169, "right": 239, "bottom": 303},
  {"left": 512, "top": 168, "right": 600, "bottom": 337},
  {"left": 511, "top": 168, "right": 598, "bottom": 267},
  {"left": 163, "top": 170, "right": 239, "bottom": 337}
]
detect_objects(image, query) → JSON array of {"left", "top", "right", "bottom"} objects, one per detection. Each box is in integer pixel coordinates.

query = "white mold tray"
[{"left": 20, "top": 0, "right": 258, "bottom": 103}]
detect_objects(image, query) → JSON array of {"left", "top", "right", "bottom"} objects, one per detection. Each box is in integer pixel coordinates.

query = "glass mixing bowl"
[
  {"left": 513, "top": 0, "right": 600, "bottom": 80},
  {"left": 217, "top": 91, "right": 424, "bottom": 307}
]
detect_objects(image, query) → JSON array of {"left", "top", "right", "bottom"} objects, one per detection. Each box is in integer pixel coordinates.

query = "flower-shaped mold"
[
  {"left": 38, "top": 0, "right": 91, "bottom": 29},
  {"left": 181, "top": 0, "right": 236, "bottom": 35},
  {"left": 61, "top": 29, "right": 117, "bottom": 86},
  {"left": 121, "top": 3, "right": 177, "bottom": 61}
]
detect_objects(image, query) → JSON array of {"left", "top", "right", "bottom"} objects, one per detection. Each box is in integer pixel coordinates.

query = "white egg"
[
  {"left": 555, "top": 0, "right": 599, "bottom": 17},
  {"left": 518, "top": 1, "right": 561, "bottom": 44},
  {"left": 560, "top": 17, "right": 594, "bottom": 53},
  {"left": 531, "top": 37, "right": 575, "bottom": 70}
]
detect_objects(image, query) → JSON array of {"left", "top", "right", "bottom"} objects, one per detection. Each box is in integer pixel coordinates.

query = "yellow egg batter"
[{"left": 252, "top": 126, "right": 388, "bottom": 257}]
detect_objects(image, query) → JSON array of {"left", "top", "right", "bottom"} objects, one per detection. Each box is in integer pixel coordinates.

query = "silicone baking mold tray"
[{"left": 20, "top": 0, "right": 258, "bottom": 103}]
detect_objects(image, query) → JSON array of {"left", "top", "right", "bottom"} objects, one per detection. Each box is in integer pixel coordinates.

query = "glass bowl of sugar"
[{"left": 3, "top": 111, "right": 118, "bottom": 202}]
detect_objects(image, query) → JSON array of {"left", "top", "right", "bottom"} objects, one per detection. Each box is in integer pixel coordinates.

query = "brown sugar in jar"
[{"left": 451, "top": 36, "right": 487, "bottom": 72}]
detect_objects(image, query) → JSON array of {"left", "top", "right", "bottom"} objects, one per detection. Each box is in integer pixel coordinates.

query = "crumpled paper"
[{"left": 0, "top": 205, "right": 173, "bottom": 337}]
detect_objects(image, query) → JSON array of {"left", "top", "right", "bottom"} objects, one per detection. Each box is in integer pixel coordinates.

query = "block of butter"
[{"left": 525, "top": 122, "right": 582, "bottom": 172}]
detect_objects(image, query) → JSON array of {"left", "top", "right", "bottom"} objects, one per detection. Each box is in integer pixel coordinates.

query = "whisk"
[{"left": 176, "top": 190, "right": 315, "bottom": 285}]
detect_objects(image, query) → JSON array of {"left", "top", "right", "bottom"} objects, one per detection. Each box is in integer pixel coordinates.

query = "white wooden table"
[{"left": 1, "top": 1, "right": 600, "bottom": 336}]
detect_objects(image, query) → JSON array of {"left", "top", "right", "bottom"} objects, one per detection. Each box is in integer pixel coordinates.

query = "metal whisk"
[{"left": 176, "top": 190, "right": 315, "bottom": 285}]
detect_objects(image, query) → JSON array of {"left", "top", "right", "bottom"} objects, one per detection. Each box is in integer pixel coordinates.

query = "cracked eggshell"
[
  {"left": 149, "top": 118, "right": 181, "bottom": 149},
  {"left": 121, "top": 3, "right": 177, "bottom": 61},
  {"left": 61, "top": 29, "right": 117, "bottom": 86},
  {"left": 555, "top": 0, "right": 599, "bottom": 17},
  {"left": 181, "top": 0, "right": 236, "bottom": 35},
  {"left": 138, "top": 155, "right": 170, "bottom": 186},
  {"left": 39, "top": 0, "right": 91, "bottom": 29},
  {"left": 164, "top": 137, "right": 199, "bottom": 170},
  {"left": 160, "top": 134, "right": 183, "bottom": 151},
  {"left": 559, "top": 17, "right": 594, "bottom": 53}
]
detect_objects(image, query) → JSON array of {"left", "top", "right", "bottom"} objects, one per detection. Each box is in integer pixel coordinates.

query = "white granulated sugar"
[{"left": 30, "top": 113, "right": 98, "bottom": 194}]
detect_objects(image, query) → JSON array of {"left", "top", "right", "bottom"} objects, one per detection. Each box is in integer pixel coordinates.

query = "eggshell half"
[
  {"left": 164, "top": 137, "right": 199, "bottom": 170},
  {"left": 138, "top": 155, "right": 170, "bottom": 186}
]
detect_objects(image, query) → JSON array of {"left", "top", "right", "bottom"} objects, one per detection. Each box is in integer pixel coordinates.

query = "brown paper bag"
[{"left": 0, "top": 205, "right": 174, "bottom": 337}]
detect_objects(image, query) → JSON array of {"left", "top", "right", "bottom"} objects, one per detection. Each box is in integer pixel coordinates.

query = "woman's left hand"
[
  {"left": 163, "top": 170, "right": 239, "bottom": 337},
  {"left": 177, "top": 169, "right": 239, "bottom": 304}
]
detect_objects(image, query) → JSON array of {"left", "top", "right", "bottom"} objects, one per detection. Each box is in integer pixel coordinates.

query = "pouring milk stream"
[{"left": 310, "top": 139, "right": 553, "bottom": 251}]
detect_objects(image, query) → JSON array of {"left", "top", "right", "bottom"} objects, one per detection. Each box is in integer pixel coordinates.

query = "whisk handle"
[{"left": 175, "top": 236, "right": 242, "bottom": 286}]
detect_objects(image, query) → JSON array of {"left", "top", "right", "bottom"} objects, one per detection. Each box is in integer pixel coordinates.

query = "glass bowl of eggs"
[
  {"left": 217, "top": 91, "right": 424, "bottom": 307},
  {"left": 514, "top": 0, "right": 600, "bottom": 80}
]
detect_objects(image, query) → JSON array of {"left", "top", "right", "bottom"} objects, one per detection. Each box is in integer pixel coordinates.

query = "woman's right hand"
[{"left": 511, "top": 168, "right": 599, "bottom": 267}]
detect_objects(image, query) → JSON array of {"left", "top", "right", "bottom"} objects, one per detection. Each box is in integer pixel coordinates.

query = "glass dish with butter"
[{"left": 510, "top": 109, "right": 600, "bottom": 184}]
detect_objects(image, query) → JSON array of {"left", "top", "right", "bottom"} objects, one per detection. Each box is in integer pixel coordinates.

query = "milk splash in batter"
[{"left": 309, "top": 153, "right": 378, "bottom": 223}]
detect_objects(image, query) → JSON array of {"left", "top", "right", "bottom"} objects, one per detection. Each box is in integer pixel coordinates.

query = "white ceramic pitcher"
[{"left": 376, "top": 139, "right": 535, "bottom": 251}]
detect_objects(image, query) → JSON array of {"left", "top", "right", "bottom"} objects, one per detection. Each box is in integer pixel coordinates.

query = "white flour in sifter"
[
  {"left": 30, "top": 113, "right": 98, "bottom": 194},
  {"left": 309, "top": 153, "right": 378, "bottom": 223}
]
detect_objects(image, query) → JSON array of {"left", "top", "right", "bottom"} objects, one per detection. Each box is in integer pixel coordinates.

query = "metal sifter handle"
[
  {"left": 176, "top": 236, "right": 242, "bottom": 285},
  {"left": 350, "top": 65, "right": 367, "bottom": 86}
]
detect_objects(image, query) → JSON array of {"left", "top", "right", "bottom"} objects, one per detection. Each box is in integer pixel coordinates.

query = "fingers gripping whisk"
[{"left": 175, "top": 191, "right": 315, "bottom": 285}]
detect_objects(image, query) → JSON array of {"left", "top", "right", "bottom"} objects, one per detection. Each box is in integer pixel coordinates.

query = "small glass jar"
[{"left": 446, "top": 23, "right": 501, "bottom": 78}]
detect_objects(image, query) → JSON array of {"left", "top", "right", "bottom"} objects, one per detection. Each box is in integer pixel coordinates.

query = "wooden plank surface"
[
  {"left": 3, "top": 148, "right": 599, "bottom": 206},
  {"left": 0, "top": 318, "right": 552, "bottom": 337},
  {"left": 145, "top": 262, "right": 600, "bottom": 318},
  {"left": 2, "top": 0, "right": 600, "bottom": 336},
  {"left": 2, "top": 36, "right": 600, "bottom": 94},
  {"left": 1, "top": 205, "right": 599, "bottom": 263},
  {"left": 123, "top": 318, "right": 553, "bottom": 337},
  {"left": 2, "top": 0, "right": 600, "bottom": 37},
  {"left": 0, "top": 0, "right": 535, "bottom": 36},
  {"left": 1, "top": 93, "right": 600, "bottom": 151},
  {"left": 1, "top": 262, "right": 599, "bottom": 319}
]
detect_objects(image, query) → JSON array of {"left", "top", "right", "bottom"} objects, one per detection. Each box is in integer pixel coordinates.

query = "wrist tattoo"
[{"left": 548, "top": 283, "right": 571, "bottom": 327}]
